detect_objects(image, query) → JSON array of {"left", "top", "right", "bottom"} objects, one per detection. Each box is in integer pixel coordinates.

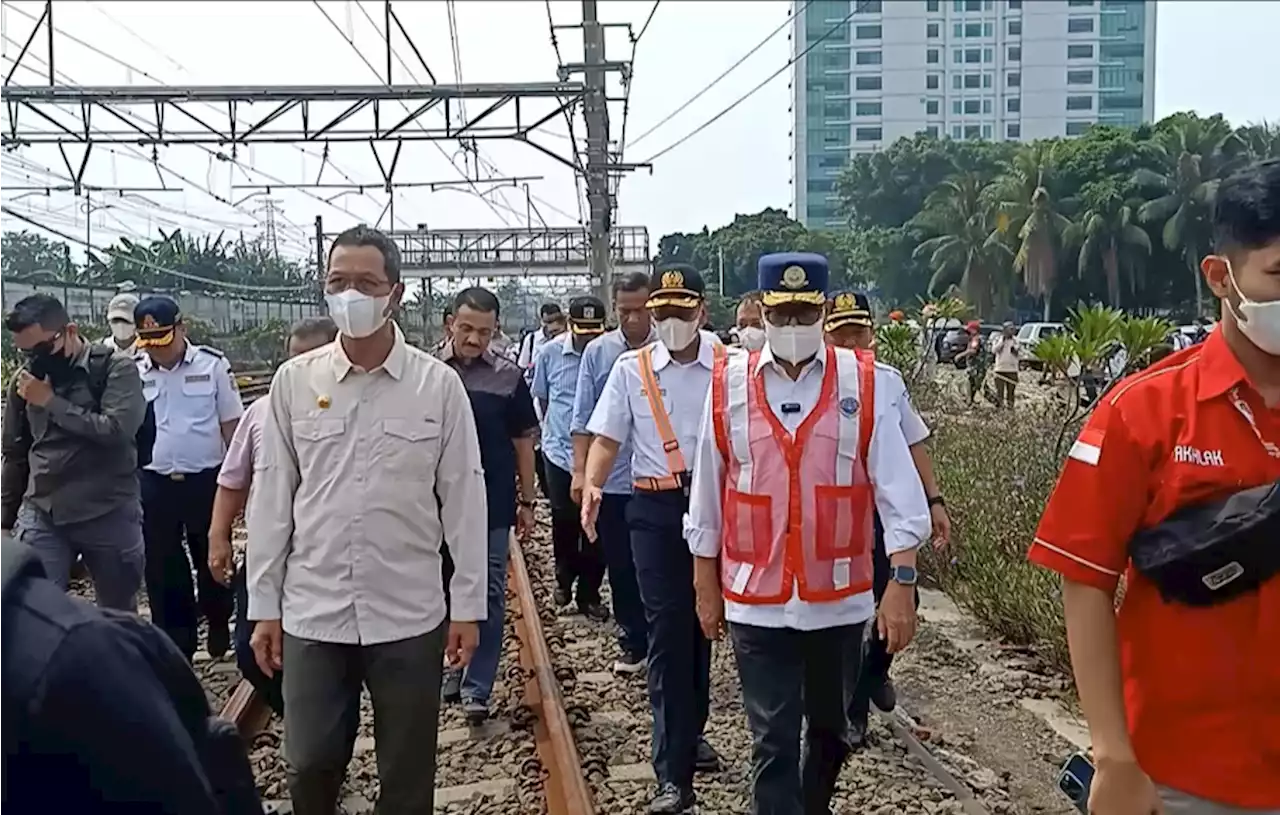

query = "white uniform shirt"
[
  {"left": 246, "top": 327, "right": 489, "bottom": 645},
  {"left": 137, "top": 342, "right": 243, "bottom": 475},
  {"left": 586, "top": 331, "right": 723, "bottom": 480},
  {"left": 684, "top": 345, "right": 930, "bottom": 631},
  {"left": 993, "top": 335, "right": 1021, "bottom": 373}
]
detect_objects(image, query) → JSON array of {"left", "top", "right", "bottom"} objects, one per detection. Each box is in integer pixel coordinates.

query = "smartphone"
[{"left": 1057, "top": 752, "right": 1094, "bottom": 813}]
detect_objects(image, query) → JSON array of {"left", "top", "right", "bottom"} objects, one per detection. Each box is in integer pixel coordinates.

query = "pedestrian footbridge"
[{"left": 373, "top": 226, "right": 651, "bottom": 280}]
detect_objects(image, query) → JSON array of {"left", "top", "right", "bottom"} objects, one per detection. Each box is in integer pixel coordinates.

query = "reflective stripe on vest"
[
  {"left": 710, "top": 345, "right": 876, "bottom": 605},
  {"left": 636, "top": 342, "right": 727, "bottom": 491}
]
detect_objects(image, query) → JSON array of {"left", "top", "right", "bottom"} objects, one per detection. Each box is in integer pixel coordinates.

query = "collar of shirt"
[
  {"left": 607, "top": 326, "right": 657, "bottom": 352},
  {"left": 751, "top": 342, "right": 828, "bottom": 379},
  {"left": 1195, "top": 326, "right": 1250, "bottom": 403},
  {"left": 558, "top": 333, "right": 583, "bottom": 357},
  {"left": 438, "top": 340, "right": 497, "bottom": 369},
  {"left": 647, "top": 330, "right": 720, "bottom": 372},
  {"left": 331, "top": 325, "right": 408, "bottom": 382},
  {"left": 137, "top": 340, "right": 197, "bottom": 373},
  {"left": 69, "top": 339, "right": 92, "bottom": 371}
]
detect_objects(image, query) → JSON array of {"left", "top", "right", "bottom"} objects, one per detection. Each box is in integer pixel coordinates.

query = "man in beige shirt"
[{"left": 247, "top": 225, "right": 488, "bottom": 815}]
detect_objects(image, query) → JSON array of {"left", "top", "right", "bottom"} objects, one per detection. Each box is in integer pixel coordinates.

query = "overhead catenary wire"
[
  {"left": 638, "top": 5, "right": 854, "bottom": 166},
  {"left": 626, "top": 1, "right": 810, "bottom": 150},
  {"left": 543, "top": 0, "right": 589, "bottom": 227}
]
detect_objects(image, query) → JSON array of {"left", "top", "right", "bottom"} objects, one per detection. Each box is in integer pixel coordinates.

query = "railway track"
[{"left": 213, "top": 510, "right": 1004, "bottom": 814}]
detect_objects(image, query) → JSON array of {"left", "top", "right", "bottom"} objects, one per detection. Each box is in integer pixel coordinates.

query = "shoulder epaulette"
[{"left": 196, "top": 346, "right": 225, "bottom": 359}]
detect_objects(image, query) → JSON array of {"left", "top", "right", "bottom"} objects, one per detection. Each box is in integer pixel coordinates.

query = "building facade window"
[
  {"left": 1066, "top": 121, "right": 1092, "bottom": 136},
  {"left": 926, "top": 99, "right": 940, "bottom": 115},
  {"left": 965, "top": 124, "right": 981, "bottom": 139},
  {"left": 927, "top": 48, "right": 940, "bottom": 64},
  {"left": 1008, "top": 46, "right": 1021, "bottom": 61},
  {"left": 1066, "top": 95, "right": 1094, "bottom": 111},
  {"left": 982, "top": 124, "right": 992, "bottom": 139},
  {"left": 927, "top": 74, "right": 941, "bottom": 89},
  {"left": 855, "top": 0, "right": 884, "bottom": 11},
  {"left": 1068, "top": 44, "right": 1094, "bottom": 59},
  {"left": 964, "top": 73, "right": 981, "bottom": 89},
  {"left": 983, "top": 48, "right": 993, "bottom": 63},
  {"left": 953, "top": 74, "right": 963, "bottom": 89},
  {"left": 925, "top": 125, "right": 939, "bottom": 138},
  {"left": 826, "top": 101, "right": 851, "bottom": 119},
  {"left": 1067, "top": 69, "right": 1095, "bottom": 85},
  {"left": 1068, "top": 18, "right": 1095, "bottom": 34},
  {"left": 1007, "top": 96, "right": 1021, "bottom": 113},
  {"left": 1067, "top": 0, "right": 1094, "bottom": 6},
  {"left": 856, "top": 50, "right": 883, "bottom": 65},
  {"left": 1009, "top": 0, "right": 1022, "bottom": 8},
  {"left": 964, "top": 99, "right": 980, "bottom": 114},
  {"left": 1008, "top": 20, "right": 1022, "bottom": 36},
  {"left": 927, "top": 22, "right": 940, "bottom": 37},
  {"left": 855, "top": 75, "right": 882, "bottom": 90},
  {"left": 1007, "top": 123, "right": 1021, "bottom": 139},
  {"left": 965, "top": 22, "right": 981, "bottom": 37},
  {"left": 952, "top": 124, "right": 963, "bottom": 139},
  {"left": 927, "top": 0, "right": 940, "bottom": 11},
  {"left": 855, "top": 24, "right": 882, "bottom": 39},
  {"left": 1007, "top": 72, "right": 1021, "bottom": 87},
  {"left": 965, "top": 48, "right": 981, "bottom": 63},
  {"left": 855, "top": 126, "right": 883, "bottom": 141},
  {"left": 856, "top": 101, "right": 883, "bottom": 116}
]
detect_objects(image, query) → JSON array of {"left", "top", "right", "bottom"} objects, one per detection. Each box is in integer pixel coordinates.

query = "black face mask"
[{"left": 23, "top": 334, "right": 72, "bottom": 382}]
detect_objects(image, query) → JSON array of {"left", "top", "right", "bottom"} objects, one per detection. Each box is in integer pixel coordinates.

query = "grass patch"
[{"left": 922, "top": 408, "right": 1072, "bottom": 671}]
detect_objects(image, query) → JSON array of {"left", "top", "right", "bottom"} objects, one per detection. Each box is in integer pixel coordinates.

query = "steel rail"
[{"left": 509, "top": 532, "right": 596, "bottom": 815}]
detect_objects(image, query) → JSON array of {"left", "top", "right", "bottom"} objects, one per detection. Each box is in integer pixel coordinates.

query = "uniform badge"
[
  {"left": 317, "top": 394, "right": 331, "bottom": 409},
  {"left": 781, "top": 265, "right": 808, "bottom": 290},
  {"left": 834, "top": 293, "right": 855, "bottom": 310},
  {"left": 661, "top": 270, "right": 685, "bottom": 290},
  {"left": 140, "top": 314, "right": 160, "bottom": 330},
  {"left": 839, "top": 396, "right": 859, "bottom": 417},
  {"left": 583, "top": 305, "right": 596, "bottom": 319}
]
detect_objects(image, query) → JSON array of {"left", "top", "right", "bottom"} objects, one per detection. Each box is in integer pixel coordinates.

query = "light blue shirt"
[
  {"left": 530, "top": 333, "right": 584, "bottom": 474},
  {"left": 570, "top": 328, "right": 653, "bottom": 495},
  {"left": 137, "top": 341, "right": 244, "bottom": 475}
]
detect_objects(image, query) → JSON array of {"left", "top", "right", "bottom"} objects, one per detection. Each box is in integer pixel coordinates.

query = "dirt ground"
[{"left": 890, "top": 591, "right": 1084, "bottom": 815}]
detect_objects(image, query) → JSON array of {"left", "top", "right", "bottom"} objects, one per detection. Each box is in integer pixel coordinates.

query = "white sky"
[{"left": 1, "top": 0, "right": 1278, "bottom": 265}]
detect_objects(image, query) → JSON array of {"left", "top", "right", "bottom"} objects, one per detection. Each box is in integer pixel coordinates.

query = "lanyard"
[{"left": 1229, "top": 387, "right": 1280, "bottom": 460}]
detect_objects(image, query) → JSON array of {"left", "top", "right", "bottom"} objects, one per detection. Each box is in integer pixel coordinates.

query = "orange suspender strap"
[
  {"left": 711, "top": 345, "right": 733, "bottom": 463},
  {"left": 856, "top": 349, "right": 875, "bottom": 464},
  {"left": 636, "top": 345, "right": 685, "bottom": 491}
]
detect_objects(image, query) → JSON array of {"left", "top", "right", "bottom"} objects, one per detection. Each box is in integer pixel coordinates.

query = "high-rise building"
[{"left": 791, "top": 0, "right": 1157, "bottom": 228}]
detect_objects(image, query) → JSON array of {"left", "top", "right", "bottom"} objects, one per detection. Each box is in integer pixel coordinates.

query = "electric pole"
[{"left": 581, "top": 0, "right": 612, "bottom": 303}]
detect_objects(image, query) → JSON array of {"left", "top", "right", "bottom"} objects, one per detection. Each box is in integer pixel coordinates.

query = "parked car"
[
  {"left": 1016, "top": 322, "right": 1065, "bottom": 370},
  {"left": 941, "top": 323, "right": 1002, "bottom": 367}
]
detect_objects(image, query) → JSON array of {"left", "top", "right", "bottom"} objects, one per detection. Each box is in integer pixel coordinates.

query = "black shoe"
[
  {"left": 647, "top": 782, "right": 695, "bottom": 814},
  {"left": 206, "top": 621, "right": 231, "bottom": 661},
  {"left": 553, "top": 586, "right": 571, "bottom": 607},
  {"left": 441, "top": 669, "right": 462, "bottom": 704},
  {"left": 579, "top": 600, "right": 611, "bottom": 623},
  {"left": 694, "top": 738, "right": 721, "bottom": 773},
  {"left": 846, "top": 715, "right": 869, "bottom": 750},
  {"left": 462, "top": 698, "right": 489, "bottom": 726},
  {"left": 869, "top": 676, "right": 897, "bottom": 712}
]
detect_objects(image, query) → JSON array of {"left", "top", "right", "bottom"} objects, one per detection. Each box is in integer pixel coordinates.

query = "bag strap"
[
  {"left": 85, "top": 344, "right": 115, "bottom": 407},
  {"left": 637, "top": 345, "right": 686, "bottom": 477}
]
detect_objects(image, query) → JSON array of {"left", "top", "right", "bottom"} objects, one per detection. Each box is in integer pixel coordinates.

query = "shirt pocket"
[
  {"left": 377, "top": 417, "right": 442, "bottom": 480},
  {"left": 292, "top": 417, "right": 347, "bottom": 473},
  {"left": 181, "top": 376, "right": 218, "bottom": 423}
]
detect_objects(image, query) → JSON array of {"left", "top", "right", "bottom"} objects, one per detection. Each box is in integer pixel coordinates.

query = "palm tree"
[
  {"left": 1068, "top": 182, "right": 1152, "bottom": 308},
  {"left": 1236, "top": 121, "right": 1280, "bottom": 162},
  {"left": 1133, "top": 115, "right": 1248, "bottom": 316},
  {"left": 985, "top": 143, "right": 1074, "bottom": 320},
  {"left": 910, "top": 174, "right": 1013, "bottom": 318}
]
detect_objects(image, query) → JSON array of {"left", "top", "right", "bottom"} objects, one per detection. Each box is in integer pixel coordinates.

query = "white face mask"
[
  {"left": 1226, "top": 259, "right": 1280, "bottom": 356},
  {"left": 110, "top": 322, "right": 136, "bottom": 343},
  {"left": 737, "top": 326, "right": 766, "bottom": 351},
  {"left": 325, "top": 289, "right": 391, "bottom": 339},
  {"left": 766, "top": 322, "right": 824, "bottom": 363},
  {"left": 653, "top": 317, "right": 700, "bottom": 353}
]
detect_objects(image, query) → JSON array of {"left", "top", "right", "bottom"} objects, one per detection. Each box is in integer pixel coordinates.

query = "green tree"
[
  {"left": 910, "top": 174, "right": 1013, "bottom": 318},
  {"left": 1, "top": 231, "right": 75, "bottom": 279},
  {"left": 1067, "top": 181, "right": 1151, "bottom": 308}
]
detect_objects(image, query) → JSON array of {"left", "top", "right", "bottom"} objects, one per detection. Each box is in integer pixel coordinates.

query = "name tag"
[
  {"left": 184, "top": 374, "right": 211, "bottom": 383},
  {"left": 780, "top": 402, "right": 801, "bottom": 414},
  {"left": 142, "top": 379, "right": 157, "bottom": 388}
]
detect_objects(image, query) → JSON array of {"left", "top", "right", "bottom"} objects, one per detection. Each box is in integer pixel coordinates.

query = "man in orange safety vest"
[{"left": 686, "top": 253, "right": 931, "bottom": 814}]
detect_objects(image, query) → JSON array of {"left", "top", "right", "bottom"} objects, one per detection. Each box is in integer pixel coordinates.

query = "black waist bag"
[{"left": 1128, "top": 479, "right": 1280, "bottom": 607}]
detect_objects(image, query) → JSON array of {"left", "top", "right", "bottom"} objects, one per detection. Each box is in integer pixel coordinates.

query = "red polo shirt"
[{"left": 1029, "top": 329, "right": 1280, "bottom": 808}]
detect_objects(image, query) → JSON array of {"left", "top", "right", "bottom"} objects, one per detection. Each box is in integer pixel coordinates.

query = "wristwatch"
[
  {"left": 890, "top": 565, "right": 918, "bottom": 586},
  {"left": 927, "top": 495, "right": 946, "bottom": 508}
]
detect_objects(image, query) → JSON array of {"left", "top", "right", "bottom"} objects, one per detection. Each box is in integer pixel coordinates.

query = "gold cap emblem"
[
  {"left": 661, "top": 270, "right": 685, "bottom": 290},
  {"left": 834, "top": 293, "right": 855, "bottom": 310},
  {"left": 317, "top": 394, "right": 331, "bottom": 409},
  {"left": 781, "top": 265, "right": 808, "bottom": 290},
  {"left": 582, "top": 305, "right": 596, "bottom": 319},
  {"left": 140, "top": 314, "right": 159, "bottom": 329}
]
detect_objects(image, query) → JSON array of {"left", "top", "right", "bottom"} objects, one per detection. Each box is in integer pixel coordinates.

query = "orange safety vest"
[
  {"left": 710, "top": 345, "right": 877, "bottom": 605},
  {"left": 634, "top": 342, "right": 729, "bottom": 492}
]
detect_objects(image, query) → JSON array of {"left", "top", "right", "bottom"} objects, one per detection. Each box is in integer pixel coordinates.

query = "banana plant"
[{"left": 1114, "top": 315, "right": 1176, "bottom": 376}]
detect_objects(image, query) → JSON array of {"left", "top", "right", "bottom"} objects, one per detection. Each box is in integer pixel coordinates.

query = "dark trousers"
[
  {"left": 543, "top": 460, "right": 605, "bottom": 606},
  {"left": 847, "top": 515, "right": 919, "bottom": 726},
  {"left": 731, "top": 621, "right": 865, "bottom": 815},
  {"left": 140, "top": 468, "right": 232, "bottom": 660},
  {"left": 600, "top": 491, "right": 648, "bottom": 658},
  {"left": 233, "top": 568, "right": 284, "bottom": 715},
  {"left": 282, "top": 624, "right": 446, "bottom": 815},
  {"left": 535, "top": 448, "right": 549, "bottom": 498},
  {"left": 627, "top": 489, "right": 709, "bottom": 788}
]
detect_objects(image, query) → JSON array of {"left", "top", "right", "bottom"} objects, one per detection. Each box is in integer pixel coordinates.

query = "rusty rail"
[{"left": 509, "top": 532, "right": 596, "bottom": 815}]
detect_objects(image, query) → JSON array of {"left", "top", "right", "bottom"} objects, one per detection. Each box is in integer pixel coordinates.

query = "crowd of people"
[{"left": 2, "top": 158, "right": 1277, "bottom": 815}]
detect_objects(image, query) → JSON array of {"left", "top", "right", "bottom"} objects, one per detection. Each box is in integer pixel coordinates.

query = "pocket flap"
[
  {"left": 383, "top": 418, "right": 441, "bottom": 442},
  {"left": 294, "top": 418, "right": 346, "bottom": 441}
]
